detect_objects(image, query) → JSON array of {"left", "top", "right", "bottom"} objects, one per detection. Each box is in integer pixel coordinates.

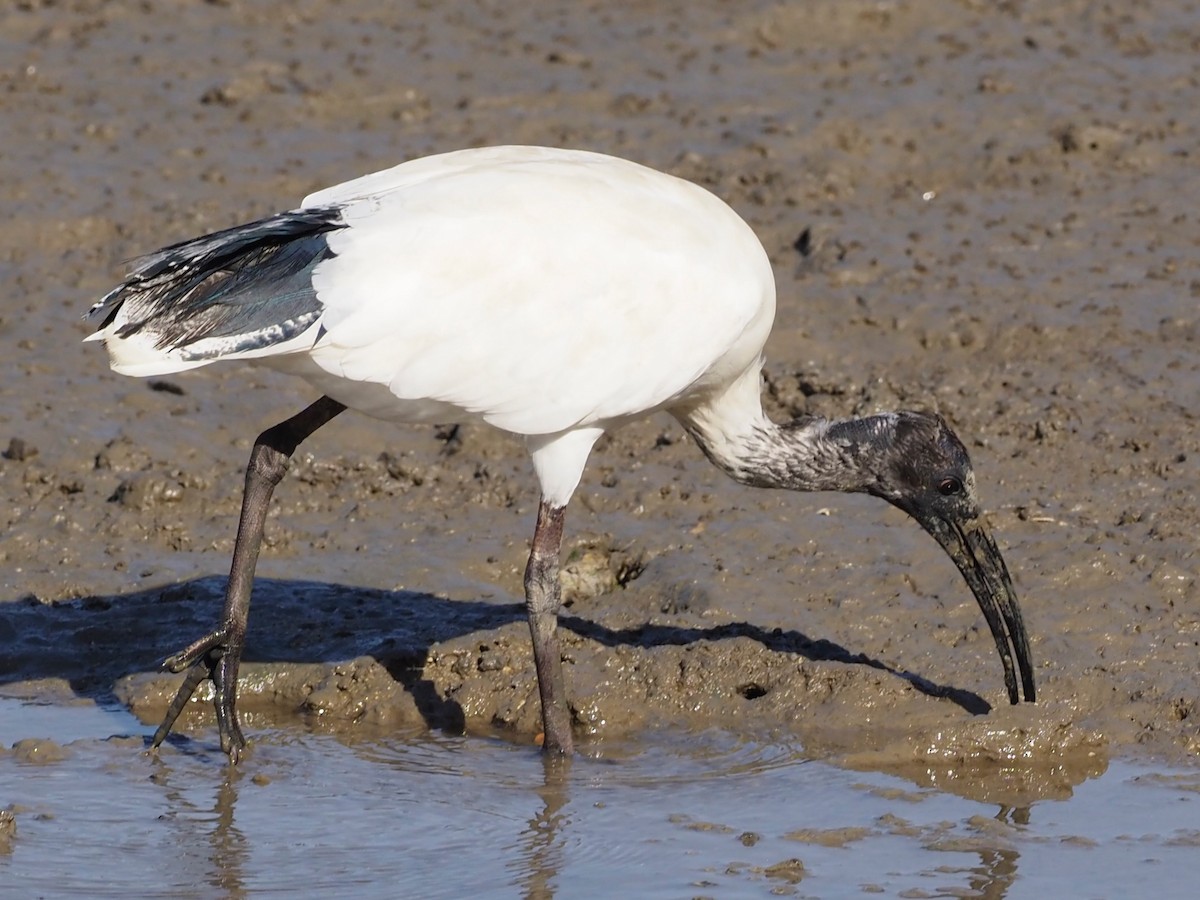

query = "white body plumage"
[{"left": 87, "top": 146, "right": 777, "bottom": 504}]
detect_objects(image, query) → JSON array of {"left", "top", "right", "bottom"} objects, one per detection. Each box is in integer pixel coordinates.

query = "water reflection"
[
  {"left": 513, "top": 754, "right": 572, "bottom": 900},
  {"left": 148, "top": 753, "right": 250, "bottom": 899},
  {"left": 839, "top": 747, "right": 1109, "bottom": 806},
  {"left": 996, "top": 805, "right": 1031, "bottom": 827},
  {"left": 209, "top": 774, "right": 247, "bottom": 898},
  {"left": 967, "top": 842, "right": 1020, "bottom": 900}
]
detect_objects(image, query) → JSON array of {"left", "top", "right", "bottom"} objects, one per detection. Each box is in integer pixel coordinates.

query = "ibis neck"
[
  {"left": 676, "top": 372, "right": 892, "bottom": 495},
  {"left": 687, "top": 415, "right": 892, "bottom": 494}
]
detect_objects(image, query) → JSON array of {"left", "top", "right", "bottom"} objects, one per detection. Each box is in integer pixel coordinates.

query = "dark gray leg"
[
  {"left": 151, "top": 395, "right": 346, "bottom": 763},
  {"left": 524, "top": 500, "right": 574, "bottom": 755}
]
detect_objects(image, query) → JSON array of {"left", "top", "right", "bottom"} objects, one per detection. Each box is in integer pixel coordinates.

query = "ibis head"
[{"left": 832, "top": 411, "right": 1036, "bottom": 705}]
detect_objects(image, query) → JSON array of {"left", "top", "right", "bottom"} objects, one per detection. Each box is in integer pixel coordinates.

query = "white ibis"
[{"left": 85, "top": 145, "right": 1035, "bottom": 762}]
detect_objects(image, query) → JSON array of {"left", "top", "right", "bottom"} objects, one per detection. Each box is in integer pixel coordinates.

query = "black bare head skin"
[{"left": 868, "top": 411, "right": 980, "bottom": 522}]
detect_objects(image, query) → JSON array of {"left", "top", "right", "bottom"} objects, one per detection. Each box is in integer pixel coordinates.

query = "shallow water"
[{"left": 2, "top": 697, "right": 1196, "bottom": 899}]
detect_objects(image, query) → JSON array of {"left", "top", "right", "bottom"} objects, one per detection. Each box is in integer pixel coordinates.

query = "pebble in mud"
[
  {"left": 2, "top": 439, "right": 37, "bottom": 462},
  {"left": 558, "top": 536, "right": 645, "bottom": 606},
  {"left": 0, "top": 807, "right": 14, "bottom": 853},
  {"left": 783, "top": 826, "right": 872, "bottom": 848},
  {"left": 10, "top": 738, "right": 70, "bottom": 765},
  {"left": 758, "top": 857, "right": 807, "bottom": 885},
  {"left": 108, "top": 473, "right": 185, "bottom": 510}
]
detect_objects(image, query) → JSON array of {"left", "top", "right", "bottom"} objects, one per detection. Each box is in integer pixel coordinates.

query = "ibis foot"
[{"left": 150, "top": 627, "right": 248, "bottom": 764}]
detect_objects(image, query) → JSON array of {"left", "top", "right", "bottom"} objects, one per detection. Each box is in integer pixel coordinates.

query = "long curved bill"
[{"left": 922, "top": 515, "right": 1036, "bottom": 704}]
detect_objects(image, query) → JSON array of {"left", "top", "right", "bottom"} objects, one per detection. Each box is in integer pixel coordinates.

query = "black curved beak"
[{"left": 918, "top": 514, "right": 1036, "bottom": 704}]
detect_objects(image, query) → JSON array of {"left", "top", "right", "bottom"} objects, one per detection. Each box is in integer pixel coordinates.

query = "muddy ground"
[{"left": 1, "top": 0, "right": 1197, "bottom": 796}]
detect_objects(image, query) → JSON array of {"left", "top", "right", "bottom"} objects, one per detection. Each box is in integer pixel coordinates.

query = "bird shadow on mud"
[
  {"left": 0, "top": 574, "right": 990, "bottom": 735},
  {"left": 559, "top": 613, "right": 992, "bottom": 715},
  {"left": 0, "top": 576, "right": 495, "bottom": 736}
]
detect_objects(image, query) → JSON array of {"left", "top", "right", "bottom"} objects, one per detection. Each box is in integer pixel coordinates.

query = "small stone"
[
  {"left": 2, "top": 438, "right": 37, "bottom": 461},
  {"left": 10, "top": 738, "right": 70, "bottom": 764}
]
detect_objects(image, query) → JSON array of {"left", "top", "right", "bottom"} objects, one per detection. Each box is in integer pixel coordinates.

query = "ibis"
[{"left": 85, "top": 145, "right": 1035, "bottom": 762}]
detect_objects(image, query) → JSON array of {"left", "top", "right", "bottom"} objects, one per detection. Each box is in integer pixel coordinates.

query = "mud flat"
[{"left": 2, "top": 0, "right": 1197, "bottom": 799}]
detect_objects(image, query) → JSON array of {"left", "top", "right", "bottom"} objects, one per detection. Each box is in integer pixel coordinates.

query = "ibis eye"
[{"left": 938, "top": 476, "right": 962, "bottom": 496}]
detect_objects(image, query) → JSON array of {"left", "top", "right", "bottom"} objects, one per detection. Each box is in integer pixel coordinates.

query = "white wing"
[{"left": 298, "top": 147, "right": 775, "bottom": 435}]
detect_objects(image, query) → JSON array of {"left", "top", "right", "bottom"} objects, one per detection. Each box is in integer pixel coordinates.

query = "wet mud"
[{"left": 2, "top": 0, "right": 1199, "bottom": 806}]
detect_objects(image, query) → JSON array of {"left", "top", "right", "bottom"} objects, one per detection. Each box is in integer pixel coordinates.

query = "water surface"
[{"left": 2, "top": 697, "right": 1196, "bottom": 898}]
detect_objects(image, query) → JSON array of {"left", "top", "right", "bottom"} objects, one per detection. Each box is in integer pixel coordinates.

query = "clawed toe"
[
  {"left": 150, "top": 629, "right": 246, "bottom": 764},
  {"left": 162, "top": 627, "right": 229, "bottom": 674}
]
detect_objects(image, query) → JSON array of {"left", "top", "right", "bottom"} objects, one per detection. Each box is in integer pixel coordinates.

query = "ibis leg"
[
  {"left": 150, "top": 395, "right": 346, "bottom": 763},
  {"left": 524, "top": 500, "right": 574, "bottom": 755}
]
